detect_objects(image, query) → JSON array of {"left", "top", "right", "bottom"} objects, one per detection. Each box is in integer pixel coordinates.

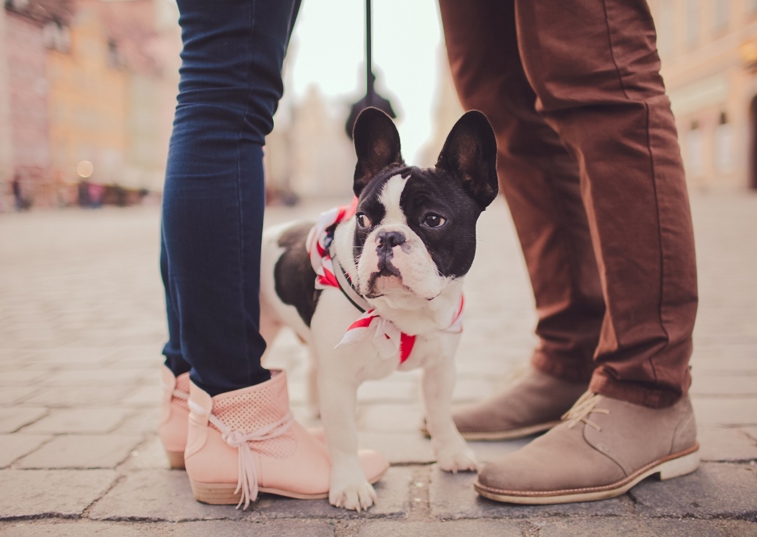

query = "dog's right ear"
[
  {"left": 436, "top": 110, "right": 498, "bottom": 209},
  {"left": 353, "top": 107, "right": 404, "bottom": 197}
]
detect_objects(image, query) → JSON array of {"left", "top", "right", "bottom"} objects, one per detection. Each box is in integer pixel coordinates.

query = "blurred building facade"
[
  {"left": 265, "top": 83, "right": 355, "bottom": 203},
  {"left": 645, "top": 0, "right": 757, "bottom": 190},
  {"left": 0, "top": 0, "right": 180, "bottom": 210},
  {"left": 424, "top": 3, "right": 757, "bottom": 192}
]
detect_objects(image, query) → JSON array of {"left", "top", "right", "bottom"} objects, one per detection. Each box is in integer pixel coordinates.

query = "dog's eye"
[
  {"left": 356, "top": 213, "right": 372, "bottom": 229},
  {"left": 423, "top": 214, "right": 447, "bottom": 228}
]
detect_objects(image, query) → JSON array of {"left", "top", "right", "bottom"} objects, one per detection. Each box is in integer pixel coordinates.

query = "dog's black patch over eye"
[
  {"left": 422, "top": 213, "right": 447, "bottom": 228},
  {"left": 398, "top": 168, "right": 483, "bottom": 279},
  {"left": 356, "top": 213, "right": 372, "bottom": 229}
]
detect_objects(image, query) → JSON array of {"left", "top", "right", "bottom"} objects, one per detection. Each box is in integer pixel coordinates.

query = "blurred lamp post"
[{"left": 345, "top": 0, "right": 397, "bottom": 139}]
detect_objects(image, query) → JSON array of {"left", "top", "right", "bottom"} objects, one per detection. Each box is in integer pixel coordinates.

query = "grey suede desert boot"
[
  {"left": 474, "top": 392, "right": 699, "bottom": 504},
  {"left": 452, "top": 367, "right": 588, "bottom": 440}
]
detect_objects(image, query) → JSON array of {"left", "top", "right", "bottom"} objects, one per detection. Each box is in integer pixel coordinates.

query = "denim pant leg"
[{"left": 161, "top": 0, "right": 300, "bottom": 396}]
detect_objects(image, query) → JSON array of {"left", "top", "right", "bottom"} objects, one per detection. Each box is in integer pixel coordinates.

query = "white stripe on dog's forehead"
[{"left": 378, "top": 174, "right": 408, "bottom": 225}]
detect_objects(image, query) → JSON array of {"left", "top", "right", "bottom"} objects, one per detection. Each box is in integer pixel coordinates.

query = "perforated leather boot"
[
  {"left": 185, "top": 370, "right": 389, "bottom": 509},
  {"left": 158, "top": 366, "right": 190, "bottom": 469}
]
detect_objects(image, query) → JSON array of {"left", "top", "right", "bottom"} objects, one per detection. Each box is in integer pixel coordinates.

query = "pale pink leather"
[
  {"left": 185, "top": 370, "right": 388, "bottom": 503},
  {"left": 158, "top": 366, "right": 190, "bottom": 454}
]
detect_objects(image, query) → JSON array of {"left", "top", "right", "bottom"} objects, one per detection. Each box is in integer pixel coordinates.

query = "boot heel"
[
  {"left": 165, "top": 450, "right": 185, "bottom": 469},
  {"left": 657, "top": 449, "right": 699, "bottom": 480},
  {"left": 189, "top": 479, "right": 241, "bottom": 505}
]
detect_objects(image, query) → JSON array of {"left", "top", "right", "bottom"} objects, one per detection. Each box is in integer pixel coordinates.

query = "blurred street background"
[
  {"left": 3, "top": 0, "right": 757, "bottom": 211},
  {"left": 0, "top": 0, "right": 756, "bottom": 535}
]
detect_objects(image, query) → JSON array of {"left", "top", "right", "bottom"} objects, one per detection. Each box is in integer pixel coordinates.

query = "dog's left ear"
[
  {"left": 353, "top": 107, "right": 405, "bottom": 197},
  {"left": 436, "top": 111, "right": 498, "bottom": 209}
]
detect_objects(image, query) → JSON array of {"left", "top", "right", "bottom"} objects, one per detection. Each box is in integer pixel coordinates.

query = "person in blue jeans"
[{"left": 157, "top": 0, "right": 388, "bottom": 510}]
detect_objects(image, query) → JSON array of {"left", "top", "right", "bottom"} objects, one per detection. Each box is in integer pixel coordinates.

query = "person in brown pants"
[{"left": 439, "top": 0, "right": 700, "bottom": 503}]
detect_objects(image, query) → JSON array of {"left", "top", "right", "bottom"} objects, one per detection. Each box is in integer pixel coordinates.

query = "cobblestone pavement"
[{"left": 0, "top": 192, "right": 755, "bottom": 536}]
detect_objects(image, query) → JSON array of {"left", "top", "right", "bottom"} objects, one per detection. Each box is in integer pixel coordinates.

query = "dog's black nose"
[{"left": 376, "top": 231, "right": 406, "bottom": 255}]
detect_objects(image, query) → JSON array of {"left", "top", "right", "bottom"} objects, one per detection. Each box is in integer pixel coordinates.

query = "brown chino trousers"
[{"left": 439, "top": 0, "right": 698, "bottom": 408}]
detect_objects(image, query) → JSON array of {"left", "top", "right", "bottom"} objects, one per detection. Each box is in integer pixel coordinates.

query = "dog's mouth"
[{"left": 364, "top": 263, "right": 405, "bottom": 299}]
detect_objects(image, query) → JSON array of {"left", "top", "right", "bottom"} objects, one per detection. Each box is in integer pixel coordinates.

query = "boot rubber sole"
[
  {"left": 422, "top": 421, "right": 561, "bottom": 441},
  {"left": 474, "top": 443, "right": 700, "bottom": 505},
  {"left": 190, "top": 466, "right": 389, "bottom": 505}
]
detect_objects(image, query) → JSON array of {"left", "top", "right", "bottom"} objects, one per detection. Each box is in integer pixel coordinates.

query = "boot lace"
[
  {"left": 562, "top": 392, "right": 609, "bottom": 432},
  {"left": 188, "top": 398, "right": 294, "bottom": 510}
]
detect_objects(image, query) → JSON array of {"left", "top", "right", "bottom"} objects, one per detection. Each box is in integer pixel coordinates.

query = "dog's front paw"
[
  {"left": 329, "top": 479, "right": 377, "bottom": 512},
  {"left": 436, "top": 446, "right": 479, "bottom": 473}
]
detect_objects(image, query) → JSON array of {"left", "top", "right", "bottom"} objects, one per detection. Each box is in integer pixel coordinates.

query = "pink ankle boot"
[
  {"left": 158, "top": 366, "right": 190, "bottom": 469},
  {"left": 185, "top": 370, "right": 388, "bottom": 509}
]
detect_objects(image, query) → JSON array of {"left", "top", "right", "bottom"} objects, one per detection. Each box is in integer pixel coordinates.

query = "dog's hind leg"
[{"left": 259, "top": 296, "right": 283, "bottom": 368}]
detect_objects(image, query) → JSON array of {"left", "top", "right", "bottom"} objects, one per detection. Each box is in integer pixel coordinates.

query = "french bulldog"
[{"left": 259, "top": 107, "right": 498, "bottom": 511}]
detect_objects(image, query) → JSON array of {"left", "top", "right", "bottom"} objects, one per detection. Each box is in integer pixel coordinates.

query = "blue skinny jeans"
[{"left": 161, "top": 0, "right": 300, "bottom": 396}]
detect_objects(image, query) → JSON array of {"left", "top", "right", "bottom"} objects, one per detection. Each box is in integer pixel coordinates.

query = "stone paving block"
[
  {"left": 122, "top": 384, "right": 162, "bottom": 407},
  {"left": 17, "top": 434, "right": 144, "bottom": 469},
  {"left": 0, "top": 386, "right": 37, "bottom": 405},
  {"left": 428, "top": 465, "right": 631, "bottom": 519},
  {"left": 114, "top": 407, "right": 161, "bottom": 435},
  {"left": 467, "top": 438, "right": 532, "bottom": 464},
  {"left": 689, "top": 375, "right": 757, "bottom": 396},
  {"left": 88, "top": 469, "right": 248, "bottom": 522},
  {"left": 121, "top": 436, "right": 172, "bottom": 470},
  {"left": 0, "top": 407, "right": 47, "bottom": 433},
  {"left": 0, "top": 469, "right": 118, "bottom": 518},
  {"left": 360, "top": 431, "right": 530, "bottom": 466},
  {"left": 357, "top": 379, "right": 417, "bottom": 403},
  {"left": 22, "top": 408, "right": 133, "bottom": 434},
  {"left": 452, "top": 379, "right": 495, "bottom": 402},
  {"left": 25, "top": 348, "right": 117, "bottom": 365},
  {"left": 0, "top": 434, "right": 51, "bottom": 467},
  {"left": 108, "top": 346, "right": 163, "bottom": 361},
  {"left": 743, "top": 426, "right": 757, "bottom": 441},
  {"left": 22, "top": 386, "right": 132, "bottom": 407},
  {"left": 692, "top": 397, "right": 757, "bottom": 426},
  {"left": 693, "top": 351, "right": 757, "bottom": 374},
  {"left": 358, "top": 520, "right": 523, "bottom": 537},
  {"left": 163, "top": 520, "right": 336, "bottom": 537},
  {"left": 533, "top": 517, "right": 757, "bottom": 537},
  {"left": 357, "top": 404, "right": 425, "bottom": 433},
  {"left": 699, "top": 426, "right": 757, "bottom": 461},
  {"left": 456, "top": 358, "right": 523, "bottom": 378},
  {"left": 0, "top": 520, "right": 336, "bottom": 537},
  {"left": 40, "top": 369, "right": 148, "bottom": 387},
  {"left": 111, "top": 356, "right": 163, "bottom": 370},
  {"left": 358, "top": 431, "right": 434, "bottom": 465},
  {"left": 90, "top": 466, "right": 410, "bottom": 521},
  {"left": 630, "top": 463, "right": 757, "bottom": 519},
  {"left": 0, "top": 350, "right": 32, "bottom": 362},
  {"left": 0, "top": 370, "right": 50, "bottom": 386},
  {"left": 0, "top": 521, "right": 149, "bottom": 537}
]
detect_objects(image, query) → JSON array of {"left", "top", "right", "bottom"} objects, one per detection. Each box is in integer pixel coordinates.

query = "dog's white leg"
[
  {"left": 318, "top": 373, "right": 377, "bottom": 511},
  {"left": 422, "top": 354, "right": 478, "bottom": 473}
]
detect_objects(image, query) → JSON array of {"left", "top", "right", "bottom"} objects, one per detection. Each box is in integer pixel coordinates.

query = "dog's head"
[{"left": 348, "top": 108, "right": 498, "bottom": 305}]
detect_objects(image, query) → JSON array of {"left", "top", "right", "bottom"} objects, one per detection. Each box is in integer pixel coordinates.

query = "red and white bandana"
[
  {"left": 306, "top": 198, "right": 358, "bottom": 291},
  {"left": 306, "top": 201, "right": 464, "bottom": 364}
]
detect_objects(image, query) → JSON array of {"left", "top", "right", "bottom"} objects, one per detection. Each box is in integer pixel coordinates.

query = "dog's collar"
[{"left": 328, "top": 242, "right": 371, "bottom": 314}]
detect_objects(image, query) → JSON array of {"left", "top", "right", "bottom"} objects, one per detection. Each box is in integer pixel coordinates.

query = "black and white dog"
[{"left": 259, "top": 108, "right": 498, "bottom": 511}]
